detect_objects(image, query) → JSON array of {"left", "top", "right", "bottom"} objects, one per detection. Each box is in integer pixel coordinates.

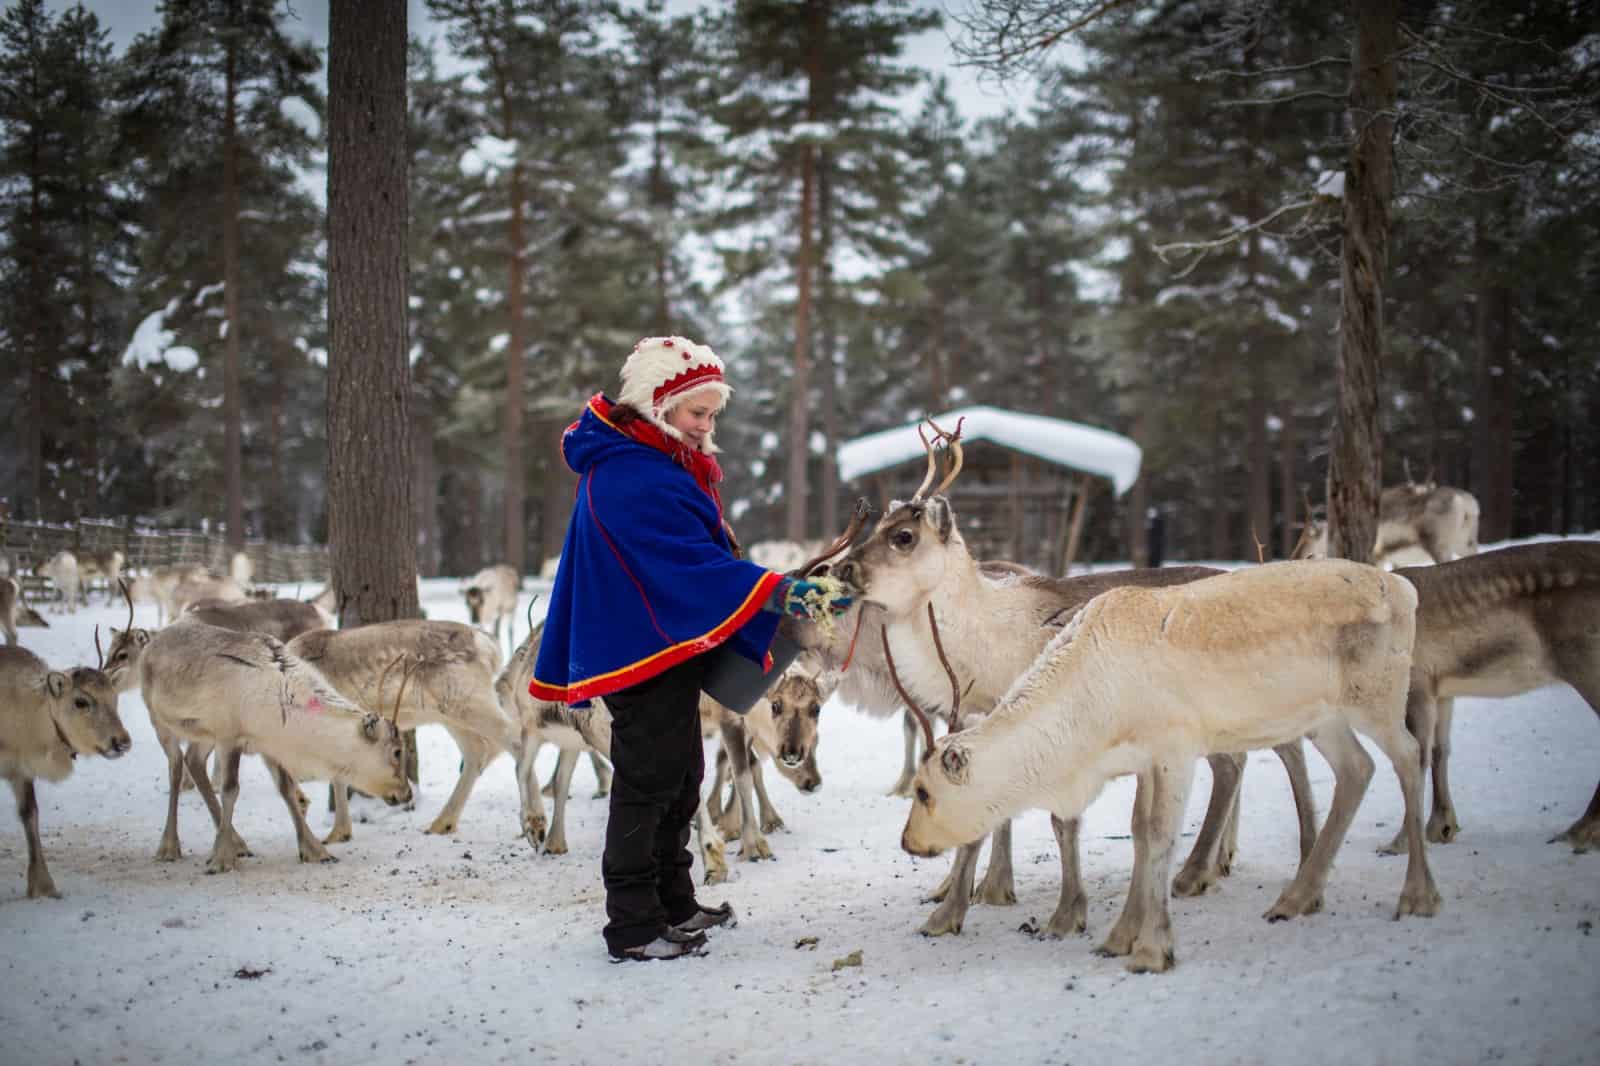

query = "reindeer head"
[
  {"left": 44, "top": 665, "right": 131, "bottom": 760},
  {"left": 833, "top": 419, "right": 965, "bottom": 622},
  {"left": 900, "top": 732, "right": 990, "bottom": 857},
  {"left": 463, "top": 585, "right": 486, "bottom": 624},
  {"left": 766, "top": 672, "right": 823, "bottom": 793},
  {"left": 104, "top": 582, "right": 151, "bottom": 692}
]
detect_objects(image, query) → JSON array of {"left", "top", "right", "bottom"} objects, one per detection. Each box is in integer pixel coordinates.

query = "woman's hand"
[{"left": 780, "top": 577, "right": 854, "bottom": 620}]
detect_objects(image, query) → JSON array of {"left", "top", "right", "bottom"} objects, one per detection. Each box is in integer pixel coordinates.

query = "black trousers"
[{"left": 599, "top": 653, "right": 710, "bottom": 953}]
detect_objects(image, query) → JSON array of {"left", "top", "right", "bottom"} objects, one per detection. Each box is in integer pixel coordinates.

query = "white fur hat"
[{"left": 618, "top": 336, "right": 732, "bottom": 451}]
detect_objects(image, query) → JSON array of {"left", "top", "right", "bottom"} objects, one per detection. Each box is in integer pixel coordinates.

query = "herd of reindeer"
[{"left": 2, "top": 423, "right": 1596, "bottom": 973}]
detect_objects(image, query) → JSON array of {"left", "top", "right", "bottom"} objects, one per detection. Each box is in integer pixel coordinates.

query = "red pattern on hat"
[{"left": 653, "top": 361, "right": 725, "bottom": 408}]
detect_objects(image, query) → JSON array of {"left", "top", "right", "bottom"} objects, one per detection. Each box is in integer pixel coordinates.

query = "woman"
[{"left": 531, "top": 336, "right": 850, "bottom": 962}]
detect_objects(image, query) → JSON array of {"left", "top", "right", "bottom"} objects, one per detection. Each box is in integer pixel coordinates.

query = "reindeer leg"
[
  {"left": 705, "top": 746, "right": 730, "bottom": 825},
  {"left": 1267, "top": 723, "right": 1375, "bottom": 920},
  {"left": 1125, "top": 759, "right": 1192, "bottom": 974},
  {"left": 1173, "top": 753, "right": 1242, "bottom": 897},
  {"left": 154, "top": 727, "right": 186, "bottom": 862},
  {"left": 588, "top": 751, "right": 612, "bottom": 798},
  {"left": 1426, "top": 697, "right": 1461, "bottom": 844},
  {"left": 269, "top": 760, "right": 336, "bottom": 865},
  {"left": 324, "top": 782, "right": 354, "bottom": 845},
  {"left": 695, "top": 792, "right": 729, "bottom": 886},
  {"left": 1098, "top": 771, "right": 1154, "bottom": 959},
  {"left": 516, "top": 735, "right": 547, "bottom": 849},
  {"left": 11, "top": 777, "right": 60, "bottom": 899},
  {"left": 920, "top": 841, "right": 979, "bottom": 936},
  {"left": 186, "top": 741, "right": 249, "bottom": 856},
  {"left": 543, "top": 748, "right": 579, "bottom": 855},
  {"left": 1382, "top": 687, "right": 1438, "bottom": 854},
  {"left": 976, "top": 818, "right": 1017, "bottom": 905},
  {"left": 1042, "top": 816, "right": 1087, "bottom": 937},
  {"left": 204, "top": 747, "right": 246, "bottom": 874},
  {"left": 722, "top": 719, "right": 771, "bottom": 861},
  {"left": 1550, "top": 673, "right": 1600, "bottom": 851},
  {"left": 888, "top": 710, "right": 919, "bottom": 797},
  {"left": 1365, "top": 715, "right": 1442, "bottom": 917},
  {"left": 749, "top": 755, "right": 784, "bottom": 835},
  {"left": 427, "top": 726, "right": 490, "bottom": 836},
  {"left": 1274, "top": 740, "right": 1317, "bottom": 863}
]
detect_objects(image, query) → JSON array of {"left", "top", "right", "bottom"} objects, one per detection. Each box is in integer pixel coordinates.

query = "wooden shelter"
[{"left": 836, "top": 405, "right": 1141, "bottom": 575}]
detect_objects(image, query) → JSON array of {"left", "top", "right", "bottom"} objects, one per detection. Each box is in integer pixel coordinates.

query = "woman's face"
[{"left": 664, "top": 390, "right": 720, "bottom": 449}]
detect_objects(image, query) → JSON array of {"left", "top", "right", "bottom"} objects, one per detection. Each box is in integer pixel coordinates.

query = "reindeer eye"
[
  {"left": 892, "top": 529, "right": 914, "bottom": 548},
  {"left": 74, "top": 697, "right": 90, "bottom": 710},
  {"left": 915, "top": 786, "right": 929, "bottom": 804}
]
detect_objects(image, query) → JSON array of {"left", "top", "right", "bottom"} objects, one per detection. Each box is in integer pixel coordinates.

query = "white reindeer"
[
  {"left": 126, "top": 563, "right": 209, "bottom": 625},
  {"left": 1299, "top": 482, "right": 1480, "bottom": 566},
  {"left": 463, "top": 564, "right": 519, "bottom": 654},
  {"left": 77, "top": 550, "right": 126, "bottom": 605},
  {"left": 1, "top": 644, "right": 132, "bottom": 897},
  {"left": 110, "top": 618, "right": 411, "bottom": 870},
  {"left": 894, "top": 559, "right": 1439, "bottom": 972},
  {"left": 39, "top": 552, "right": 80, "bottom": 614}
]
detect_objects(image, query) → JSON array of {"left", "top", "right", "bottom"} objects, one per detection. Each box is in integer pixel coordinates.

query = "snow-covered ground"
[{"left": 2, "top": 547, "right": 1597, "bottom": 1066}]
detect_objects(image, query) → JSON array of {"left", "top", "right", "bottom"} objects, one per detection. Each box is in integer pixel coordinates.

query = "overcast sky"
[{"left": 56, "top": 0, "right": 1033, "bottom": 122}]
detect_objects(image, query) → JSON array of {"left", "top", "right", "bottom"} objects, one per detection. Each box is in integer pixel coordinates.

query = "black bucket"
[{"left": 701, "top": 631, "right": 802, "bottom": 714}]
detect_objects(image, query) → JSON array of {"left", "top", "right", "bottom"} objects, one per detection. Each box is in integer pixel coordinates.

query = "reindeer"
[
  {"left": 76, "top": 550, "right": 126, "bottom": 605},
  {"left": 495, "top": 623, "right": 731, "bottom": 881},
  {"left": 1369, "top": 540, "right": 1600, "bottom": 854},
  {"left": 702, "top": 670, "right": 827, "bottom": 863},
  {"left": 184, "top": 597, "right": 328, "bottom": 641},
  {"left": 895, "top": 559, "right": 1438, "bottom": 972},
  {"left": 0, "top": 577, "right": 19, "bottom": 646},
  {"left": 817, "top": 429, "right": 1316, "bottom": 937},
  {"left": 0, "top": 642, "right": 131, "bottom": 897},
  {"left": 133, "top": 618, "right": 411, "bottom": 871},
  {"left": 170, "top": 574, "right": 248, "bottom": 616},
  {"left": 39, "top": 551, "right": 81, "bottom": 614},
  {"left": 463, "top": 564, "right": 519, "bottom": 654},
  {"left": 284, "top": 620, "right": 521, "bottom": 841},
  {"left": 126, "top": 563, "right": 209, "bottom": 625},
  {"left": 1298, "top": 483, "right": 1480, "bottom": 566}
]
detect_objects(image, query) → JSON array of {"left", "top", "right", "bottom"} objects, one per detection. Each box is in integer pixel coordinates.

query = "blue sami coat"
[{"left": 530, "top": 394, "right": 784, "bottom": 706}]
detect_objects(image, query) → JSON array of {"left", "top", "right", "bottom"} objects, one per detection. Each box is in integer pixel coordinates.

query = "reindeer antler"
[
  {"left": 120, "top": 578, "right": 134, "bottom": 633},
  {"left": 392, "top": 655, "right": 420, "bottom": 725},
  {"left": 923, "top": 417, "right": 965, "bottom": 498},
  {"left": 524, "top": 592, "right": 541, "bottom": 634},
  {"left": 798, "top": 497, "right": 875, "bottom": 578},
  {"left": 374, "top": 652, "right": 409, "bottom": 715},
  {"left": 94, "top": 625, "right": 104, "bottom": 670},
  {"left": 924, "top": 603, "right": 965, "bottom": 732},
  {"left": 880, "top": 626, "right": 937, "bottom": 758}
]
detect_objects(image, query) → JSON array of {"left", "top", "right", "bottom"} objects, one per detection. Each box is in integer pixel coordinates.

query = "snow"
[
  {"left": 122, "top": 299, "right": 201, "bottom": 373},
  {"left": 461, "top": 136, "right": 518, "bottom": 179},
  {"left": 1315, "top": 170, "right": 1345, "bottom": 200},
  {"left": 838, "top": 405, "right": 1143, "bottom": 496},
  {"left": 3, "top": 559, "right": 1598, "bottom": 1066}
]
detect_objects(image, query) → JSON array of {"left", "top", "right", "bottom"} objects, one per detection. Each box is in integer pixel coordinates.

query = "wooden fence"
[{"left": 0, "top": 517, "right": 330, "bottom": 600}]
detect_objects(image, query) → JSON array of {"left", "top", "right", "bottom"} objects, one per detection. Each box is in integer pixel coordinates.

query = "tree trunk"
[
  {"left": 1125, "top": 411, "right": 1149, "bottom": 567},
  {"left": 1278, "top": 413, "right": 1299, "bottom": 559},
  {"left": 327, "top": 0, "right": 418, "bottom": 628},
  {"left": 816, "top": 150, "right": 840, "bottom": 540},
  {"left": 785, "top": 140, "right": 815, "bottom": 541},
  {"left": 222, "top": 37, "right": 244, "bottom": 551},
  {"left": 1471, "top": 222, "right": 1515, "bottom": 544},
  {"left": 414, "top": 398, "right": 438, "bottom": 577},
  {"left": 1327, "top": 0, "right": 1397, "bottom": 564},
  {"left": 500, "top": 101, "right": 528, "bottom": 575}
]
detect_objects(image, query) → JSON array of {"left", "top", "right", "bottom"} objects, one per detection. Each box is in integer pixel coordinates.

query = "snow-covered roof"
[{"left": 836, "top": 404, "right": 1142, "bottom": 497}]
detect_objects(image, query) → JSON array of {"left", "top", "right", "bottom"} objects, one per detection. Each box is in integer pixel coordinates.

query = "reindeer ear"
[
  {"left": 926, "top": 497, "right": 955, "bottom": 543},
  {"left": 939, "top": 742, "right": 971, "bottom": 784},
  {"left": 46, "top": 672, "right": 67, "bottom": 698},
  {"left": 135, "top": 629, "right": 151, "bottom": 647},
  {"left": 361, "top": 714, "right": 380, "bottom": 740}
]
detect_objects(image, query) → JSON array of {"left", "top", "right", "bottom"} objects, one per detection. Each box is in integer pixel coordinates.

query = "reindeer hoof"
[
  {"left": 1126, "top": 942, "right": 1176, "bottom": 974},
  {"left": 976, "top": 881, "right": 1016, "bottom": 907},
  {"left": 1549, "top": 819, "right": 1598, "bottom": 853},
  {"left": 1394, "top": 885, "right": 1441, "bottom": 918},
  {"left": 425, "top": 817, "right": 457, "bottom": 835},
  {"left": 1172, "top": 865, "right": 1219, "bottom": 898},
  {"left": 1426, "top": 815, "right": 1459, "bottom": 844},
  {"left": 1376, "top": 830, "right": 1407, "bottom": 856},
  {"left": 542, "top": 838, "right": 569, "bottom": 857},
  {"left": 1043, "top": 897, "right": 1088, "bottom": 938},
  {"left": 154, "top": 841, "right": 182, "bottom": 863},
  {"left": 298, "top": 845, "right": 336, "bottom": 865},
  {"left": 26, "top": 878, "right": 62, "bottom": 900},
  {"left": 760, "top": 817, "right": 785, "bottom": 835},
  {"left": 323, "top": 828, "right": 352, "bottom": 845},
  {"left": 741, "top": 839, "right": 773, "bottom": 862},
  {"left": 919, "top": 899, "right": 965, "bottom": 936},
  {"left": 1263, "top": 891, "right": 1321, "bottom": 922}
]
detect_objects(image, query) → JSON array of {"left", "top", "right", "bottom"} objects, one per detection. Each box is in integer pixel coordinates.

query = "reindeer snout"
[
  {"left": 387, "top": 782, "right": 414, "bottom": 806},
  {"left": 103, "top": 734, "right": 132, "bottom": 758}
]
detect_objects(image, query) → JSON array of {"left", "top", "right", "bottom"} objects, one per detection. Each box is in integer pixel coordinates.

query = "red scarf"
[{"left": 590, "top": 394, "right": 724, "bottom": 514}]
